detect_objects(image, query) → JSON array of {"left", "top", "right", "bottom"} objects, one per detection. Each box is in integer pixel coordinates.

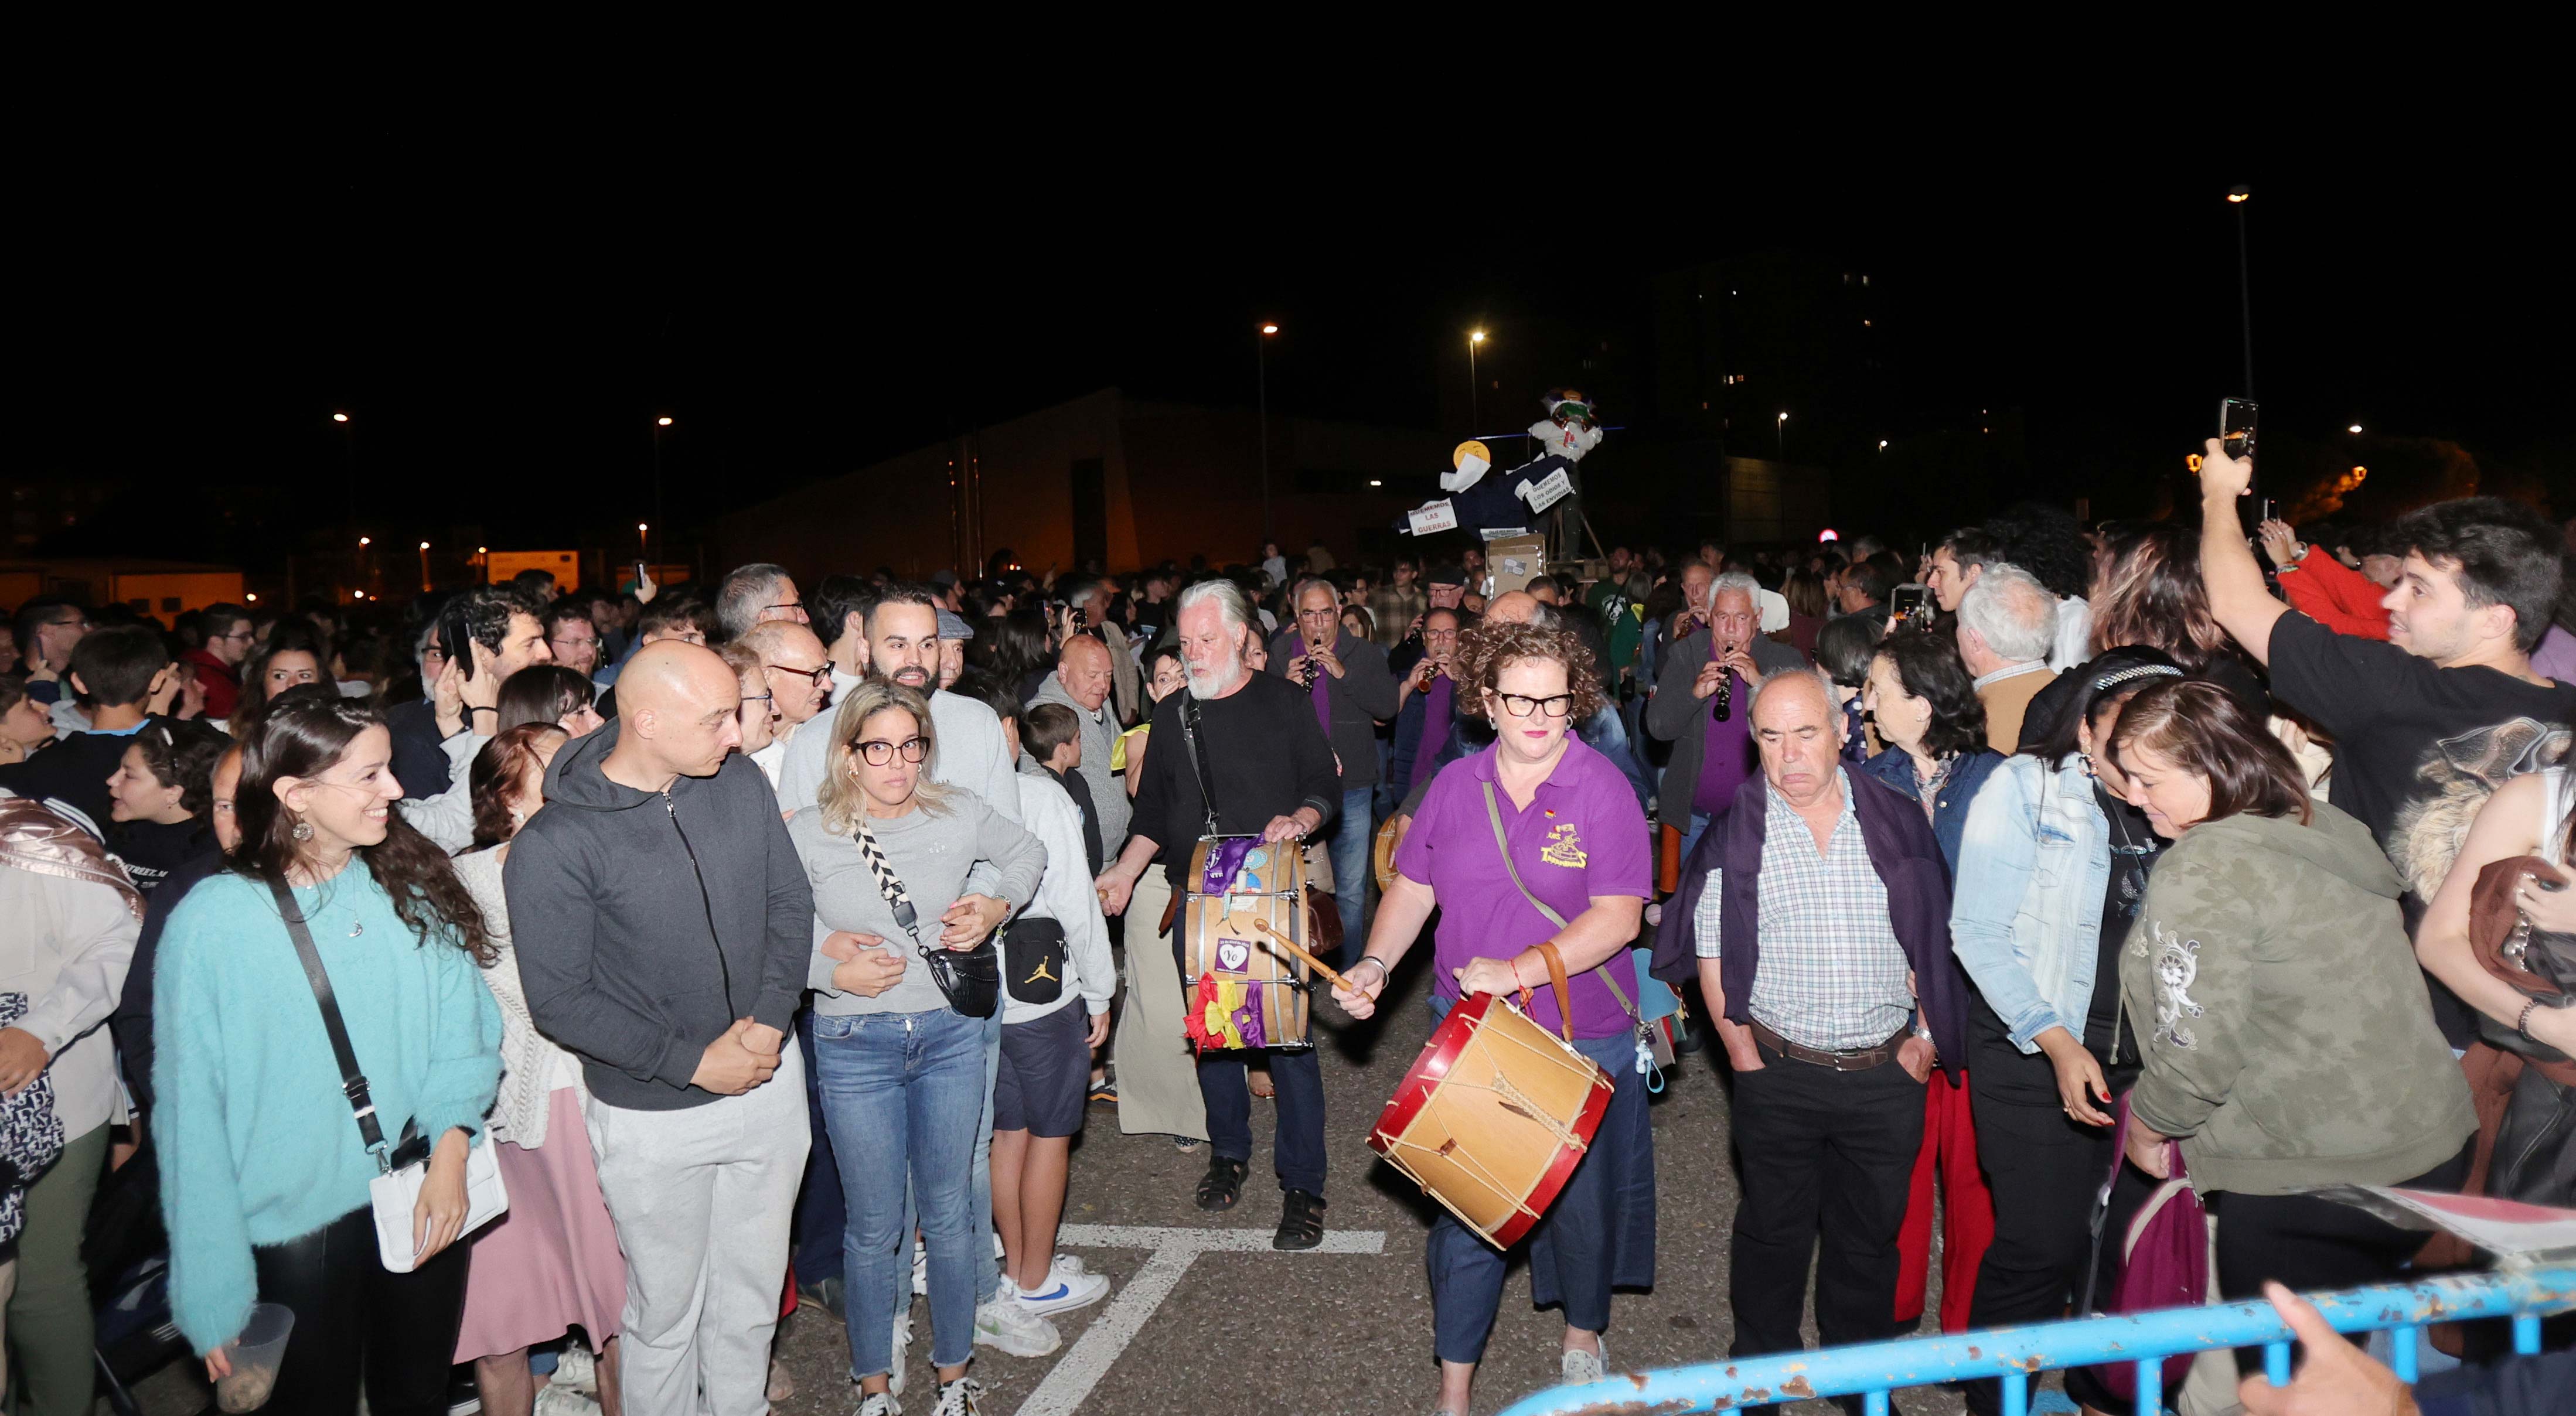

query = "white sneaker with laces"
[
  {"left": 551, "top": 1344, "right": 598, "bottom": 1394},
  {"left": 857, "top": 1393, "right": 901, "bottom": 1416},
  {"left": 530, "top": 1387, "right": 599, "bottom": 1416},
  {"left": 1560, "top": 1339, "right": 1609, "bottom": 1386},
  {"left": 913, "top": 1238, "right": 928, "bottom": 1296},
  {"left": 1016, "top": 1262, "right": 1110, "bottom": 1316},
  {"left": 932, "top": 1377, "right": 986, "bottom": 1416},
  {"left": 1048, "top": 1253, "right": 1089, "bottom": 1280},
  {"left": 891, "top": 1312, "right": 914, "bottom": 1398},
  {"left": 974, "top": 1280, "right": 1062, "bottom": 1356}
]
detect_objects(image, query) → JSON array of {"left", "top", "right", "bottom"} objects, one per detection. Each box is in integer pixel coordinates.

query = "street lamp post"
[
  {"left": 1468, "top": 329, "right": 1487, "bottom": 432},
  {"left": 637, "top": 523, "right": 649, "bottom": 563},
  {"left": 652, "top": 417, "right": 673, "bottom": 567},
  {"left": 333, "top": 411, "right": 357, "bottom": 526},
  {"left": 1258, "top": 324, "right": 1279, "bottom": 545},
  {"left": 418, "top": 541, "right": 432, "bottom": 593},
  {"left": 2227, "top": 186, "right": 2254, "bottom": 395},
  {"left": 1777, "top": 411, "right": 1788, "bottom": 458},
  {"left": 357, "top": 535, "right": 372, "bottom": 603}
]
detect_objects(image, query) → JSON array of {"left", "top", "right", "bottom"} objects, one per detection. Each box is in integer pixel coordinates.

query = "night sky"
[{"left": 22, "top": 119, "right": 2569, "bottom": 570}]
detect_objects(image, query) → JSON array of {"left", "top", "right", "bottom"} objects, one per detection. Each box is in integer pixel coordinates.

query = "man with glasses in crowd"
[
  {"left": 735, "top": 619, "right": 833, "bottom": 783},
  {"left": 715, "top": 562, "right": 809, "bottom": 644},
  {"left": 10, "top": 597, "right": 91, "bottom": 708},
  {"left": 544, "top": 598, "right": 605, "bottom": 680}
]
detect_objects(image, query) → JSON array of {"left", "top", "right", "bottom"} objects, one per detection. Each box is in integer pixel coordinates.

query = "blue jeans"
[
  {"left": 887, "top": 1012, "right": 1004, "bottom": 1328},
  {"left": 1327, "top": 784, "right": 1373, "bottom": 965},
  {"left": 813, "top": 1008, "right": 989, "bottom": 1376},
  {"left": 1200, "top": 1046, "right": 1327, "bottom": 1196},
  {"left": 792, "top": 1012, "right": 844, "bottom": 1288}
]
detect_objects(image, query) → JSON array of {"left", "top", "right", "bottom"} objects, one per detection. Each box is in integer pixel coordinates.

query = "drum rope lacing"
[{"left": 1376, "top": 1007, "right": 1605, "bottom": 1221}]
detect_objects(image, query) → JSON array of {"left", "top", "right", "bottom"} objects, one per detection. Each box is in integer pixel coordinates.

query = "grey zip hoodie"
[
  {"left": 505, "top": 722, "right": 813, "bottom": 1111},
  {"left": 2120, "top": 803, "right": 2474, "bottom": 1196}
]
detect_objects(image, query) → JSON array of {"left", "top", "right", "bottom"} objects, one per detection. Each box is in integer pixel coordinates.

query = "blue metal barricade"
[{"left": 1496, "top": 1264, "right": 2575, "bottom": 1415}]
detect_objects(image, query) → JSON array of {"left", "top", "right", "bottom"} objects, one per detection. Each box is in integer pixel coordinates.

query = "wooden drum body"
[
  {"left": 1181, "top": 835, "right": 1313, "bottom": 1050},
  {"left": 1368, "top": 991, "right": 1614, "bottom": 1248}
]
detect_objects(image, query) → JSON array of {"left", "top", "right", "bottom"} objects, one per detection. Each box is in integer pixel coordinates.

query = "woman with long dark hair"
[
  {"left": 2086, "top": 522, "right": 2265, "bottom": 707},
  {"left": 2110, "top": 681, "right": 2473, "bottom": 1352},
  {"left": 1948, "top": 647, "right": 2180, "bottom": 1415},
  {"left": 229, "top": 627, "right": 329, "bottom": 736},
  {"left": 451, "top": 724, "right": 629, "bottom": 1416},
  {"left": 154, "top": 694, "right": 502, "bottom": 1415}
]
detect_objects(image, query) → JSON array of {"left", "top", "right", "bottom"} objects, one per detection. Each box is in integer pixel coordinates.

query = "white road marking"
[{"left": 1013, "top": 1224, "right": 1388, "bottom": 1415}]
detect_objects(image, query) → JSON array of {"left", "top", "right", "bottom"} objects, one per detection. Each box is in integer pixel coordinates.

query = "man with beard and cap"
[
  {"left": 771, "top": 585, "right": 1047, "bottom": 1360},
  {"left": 1392, "top": 565, "right": 1470, "bottom": 677},
  {"left": 1095, "top": 579, "right": 1341, "bottom": 1251}
]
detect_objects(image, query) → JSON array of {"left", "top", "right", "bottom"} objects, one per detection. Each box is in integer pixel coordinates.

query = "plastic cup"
[{"left": 214, "top": 1302, "right": 295, "bottom": 1412}]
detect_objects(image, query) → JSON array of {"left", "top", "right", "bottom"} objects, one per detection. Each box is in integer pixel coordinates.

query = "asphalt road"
[{"left": 766, "top": 943, "right": 1982, "bottom": 1416}]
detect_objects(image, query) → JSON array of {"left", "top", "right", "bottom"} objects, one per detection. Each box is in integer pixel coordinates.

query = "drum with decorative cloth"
[
  {"left": 1368, "top": 989, "right": 1614, "bottom": 1247},
  {"left": 1181, "top": 834, "right": 1315, "bottom": 1050}
]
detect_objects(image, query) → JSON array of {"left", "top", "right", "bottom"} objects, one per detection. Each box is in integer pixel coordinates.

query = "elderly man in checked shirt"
[{"left": 1689, "top": 668, "right": 1972, "bottom": 1412}]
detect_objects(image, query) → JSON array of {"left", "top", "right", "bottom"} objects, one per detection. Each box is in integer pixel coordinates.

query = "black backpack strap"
[{"left": 269, "top": 876, "right": 390, "bottom": 1164}]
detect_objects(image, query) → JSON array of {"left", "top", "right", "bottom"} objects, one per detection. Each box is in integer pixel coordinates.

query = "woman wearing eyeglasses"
[
  {"left": 788, "top": 681, "right": 1047, "bottom": 1415},
  {"left": 1331, "top": 619, "right": 1654, "bottom": 1416}
]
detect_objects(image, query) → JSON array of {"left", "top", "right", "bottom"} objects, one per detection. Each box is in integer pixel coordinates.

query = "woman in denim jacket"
[{"left": 1948, "top": 648, "right": 2181, "bottom": 1416}]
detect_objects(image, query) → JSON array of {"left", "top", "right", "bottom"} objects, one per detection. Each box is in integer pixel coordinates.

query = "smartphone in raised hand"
[{"left": 2220, "top": 397, "right": 2259, "bottom": 464}]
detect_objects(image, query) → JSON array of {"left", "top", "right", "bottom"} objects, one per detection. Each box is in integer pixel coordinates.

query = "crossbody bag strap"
[
  {"left": 852, "top": 820, "right": 925, "bottom": 948},
  {"left": 1478, "top": 780, "right": 1643, "bottom": 1034},
  {"left": 1179, "top": 695, "right": 1221, "bottom": 836},
  {"left": 268, "top": 876, "right": 390, "bottom": 1165}
]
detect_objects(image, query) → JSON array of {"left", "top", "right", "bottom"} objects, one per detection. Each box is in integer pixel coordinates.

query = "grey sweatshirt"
[
  {"left": 506, "top": 719, "right": 813, "bottom": 1111},
  {"left": 790, "top": 793, "right": 1047, "bottom": 1016}
]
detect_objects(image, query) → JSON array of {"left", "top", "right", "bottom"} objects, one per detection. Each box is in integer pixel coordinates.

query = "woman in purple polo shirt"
[{"left": 1333, "top": 619, "right": 1654, "bottom": 1416}]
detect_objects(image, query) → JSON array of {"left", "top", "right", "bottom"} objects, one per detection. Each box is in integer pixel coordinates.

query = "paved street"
[{"left": 769, "top": 943, "right": 1981, "bottom": 1416}]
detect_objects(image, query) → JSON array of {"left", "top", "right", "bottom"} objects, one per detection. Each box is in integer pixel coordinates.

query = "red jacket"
[
  {"left": 2278, "top": 552, "right": 2390, "bottom": 640},
  {"left": 179, "top": 647, "right": 240, "bottom": 719}
]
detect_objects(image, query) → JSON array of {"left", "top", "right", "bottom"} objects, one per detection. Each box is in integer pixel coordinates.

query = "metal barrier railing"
[{"left": 1495, "top": 1264, "right": 2575, "bottom": 1416}]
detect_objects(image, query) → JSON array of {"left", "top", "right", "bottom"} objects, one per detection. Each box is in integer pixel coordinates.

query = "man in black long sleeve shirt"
[{"left": 1098, "top": 581, "right": 1340, "bottom": 1250}]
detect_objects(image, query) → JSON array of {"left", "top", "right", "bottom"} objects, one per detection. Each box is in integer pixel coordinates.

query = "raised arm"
[
  {"left": 2197, "top": 440, "right": 2288, "bottom": 666},
  {"left": 2417, "top": 774, "right": 2576, "bottom": 1054}
]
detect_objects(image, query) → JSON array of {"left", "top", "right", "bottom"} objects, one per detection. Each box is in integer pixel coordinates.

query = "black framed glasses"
[
  {"left": 855, "top": 736, "right": 929, "bottom": 766},
  {"left": 741, "top": 691, "right": 774, "bottom": 706},
  {"left": 1494, "top": 691, "right": 1576, "bottom": 719},
  {"left": 766, "top": 661, "right": 831, "bottom": 687}
]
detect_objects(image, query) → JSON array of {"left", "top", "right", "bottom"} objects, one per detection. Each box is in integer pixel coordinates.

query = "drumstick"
[{"left": 1246, "top": 917, "right": 1357, "bottom": 992}]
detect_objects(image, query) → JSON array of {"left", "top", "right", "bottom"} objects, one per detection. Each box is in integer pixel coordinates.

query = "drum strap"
[
  {"left": 1480, "top": 781, "right": 1648, "bottom": 1045},
  {"left": 1178, "top": 695, "right": 1222, "bottom": 837}
]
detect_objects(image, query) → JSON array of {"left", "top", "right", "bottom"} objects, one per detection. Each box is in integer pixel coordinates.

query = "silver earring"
[{"left": 291, "top": 819, "right": 315, "bottom": 841}]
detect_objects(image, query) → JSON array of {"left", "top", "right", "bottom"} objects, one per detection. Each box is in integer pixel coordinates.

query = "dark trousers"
[
  {"left": 1728, "top": 1039, "right": 1926, "bottom": 1362},
  {"left": 1200, "top": 1046, "right": 1326, "bottom": 1195},
  {"left": 1961, "top": 1012, "right": 2138, "bottom": 1416},
  {"left": 792, "top": 1008, "right": 847, "bottom": 1288},
  {"left": 249, "top": 1205, "right": 472, "bottom": 1416},
  {"left": 2211, "top": 1143, "right": 2472, "bottom": 1374}
]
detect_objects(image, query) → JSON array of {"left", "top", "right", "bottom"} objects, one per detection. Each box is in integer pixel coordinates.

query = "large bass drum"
[{"left": 1180, "top": 835, "right": 1313, "bottom": 1050}]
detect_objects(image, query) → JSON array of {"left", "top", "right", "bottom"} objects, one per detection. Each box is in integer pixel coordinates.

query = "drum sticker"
[
  {"left": 1540, "top": 822, "right": 1587, "bottom": 868},
  {"left": 1217, "top": 937, "right": 1252, "bottom": 973}
]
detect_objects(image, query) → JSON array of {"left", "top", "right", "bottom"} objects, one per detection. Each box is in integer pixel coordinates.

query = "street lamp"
[
  {"left": 1878, "top": 439, "right": 1889, "bottom": 451},
  {"left": 418, "top": 541, "right": 432, "bottom": 593},
  {"left": 2227, "top": 186, "right": 2254, "bottom": 395},
  {"left": 2347, "top": 423, "right": 2364, "bottom": 434},
  {"left": 650, "top": 416, "right": 674, "bottom": 566},
  {"left": 333, "top": 411, "right": 358, "bottom": 524},
  {"left": 332, "top": 412, "right": 349, "bottom": 423},
  {"left": 1258, "top": 323, "right": 1280, "bottom": 544},
  {"left": 1776, "top": 411, "right": 1788, "bottom": 458},
  {"left": 1468, "top": 329, "right": 1487, "bottom": 432},
  {"left": 638, "top": 522, "right": 650, "bottom": 559}
]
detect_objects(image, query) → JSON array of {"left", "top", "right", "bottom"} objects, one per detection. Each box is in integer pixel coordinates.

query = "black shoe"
[
  {"left": 1273, "top": 1189, "right": 1327, "bottom": 1250},
  {"left": 798, "top": 1274, "right": 846, "bottom": 1320},
  {"left": 1195, "top": 1155, "right": 1248, "bottom": 1212}
]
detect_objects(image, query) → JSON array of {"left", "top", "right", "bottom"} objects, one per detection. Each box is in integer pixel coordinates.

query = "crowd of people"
[{"left": 1, "top": 435, "right": 2571, "bottom": 1416}]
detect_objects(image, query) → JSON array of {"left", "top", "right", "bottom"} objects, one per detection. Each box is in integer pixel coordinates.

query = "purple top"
[
  {"left": 1692, "top": 669, "right": 1758, "bottom": 816},
  {"left": 1302, "top": 640, "right": 1334, "bottom": 736},
  {"left": 1419, "top": 674, "right": 1456, "bottom": 771},
  {"left": 1393, "top": 736, "right": 1652, "bottom": 1039},
  {"left": 2533, "top": 625, "right": 2576, "bottom": 685}
]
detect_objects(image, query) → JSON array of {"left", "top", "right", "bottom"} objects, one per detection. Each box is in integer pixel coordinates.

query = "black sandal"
[
  {"left": 1273, "top": 1188, "right": 1327, "bottom": 1251},
  {"left": 1195, "top": 1156, "right": 1248, "bottom": 1212}
]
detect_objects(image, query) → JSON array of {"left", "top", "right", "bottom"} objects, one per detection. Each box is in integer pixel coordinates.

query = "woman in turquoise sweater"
[{"left": 154, "top": 692, "right": 502, "bottom": 1415}]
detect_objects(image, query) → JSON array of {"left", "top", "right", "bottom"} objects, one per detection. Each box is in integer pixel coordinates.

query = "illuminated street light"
[
  {"left": 1467, "top": 330, "right": 1488, "bottom": 431},
  {"left": 245, "top": 592, "right": 258, "bottom": 602},
  {"left": 2227, "top": 187, "right": 2250, "bottom": 203},
  {"left": 1260, "top": 324, "right": 1279, "bottom": 336},
  {"left": 332, "top": 411, "right": 350, "bottom": 423},
  {"left": 1258, "top": 323, "right": 1280, "bottom": 540},
  {"left": 1878, "top": 439, "right": 1889, "bottom": 450},
  {"left": 1368, "top": 479, "right": 1383, "bottom": 487},
  {"left": 1776, "top": 411, "right": 1788, "bottom": 458},
  {"left": 656, "top": 416, "right": 673, "bottom": 427},
  {"left": 2347, "top": 423, "right": 2364, "bottom": 434},
  {"left": 358, "top": 536, "right": 371, "bottom": 547}
]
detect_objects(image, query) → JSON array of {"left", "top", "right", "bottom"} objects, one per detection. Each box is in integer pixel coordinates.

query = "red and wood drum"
[{"left": 1368, "top": 991, "right": 1614, "bottom": 1248}]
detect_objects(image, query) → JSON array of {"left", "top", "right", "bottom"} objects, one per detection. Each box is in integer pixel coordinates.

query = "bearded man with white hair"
[{"left": 1094, "top": 578, "right": 1342, "bottom": 1251}]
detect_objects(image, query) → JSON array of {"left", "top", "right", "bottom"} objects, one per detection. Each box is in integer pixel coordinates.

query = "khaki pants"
[{"left": 1112, "top": 866, "right": 1208, "bottom": 1141}]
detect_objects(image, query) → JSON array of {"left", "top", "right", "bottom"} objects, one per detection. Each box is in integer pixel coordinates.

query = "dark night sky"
[{"left": 21, "top": 112, "right": 2570, "bottom": 567}]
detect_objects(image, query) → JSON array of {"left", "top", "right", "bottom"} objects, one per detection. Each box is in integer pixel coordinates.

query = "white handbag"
[{"left": 271, "top": 879, "right": 509, "bottom": 1274}]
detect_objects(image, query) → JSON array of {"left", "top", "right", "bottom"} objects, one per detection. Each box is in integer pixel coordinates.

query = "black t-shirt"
[
  {"left": 0, "top": 728, "right": 153, "bottom": 831},
  {"left": 110, "top": 816, "right": 218, "bottom": 893},
  {"left": 1130, "top": 670, "right": 1341, "bottom": 890},
  {"left": 2268, "top": 610, "right": 2576, "bottom": 1040}
]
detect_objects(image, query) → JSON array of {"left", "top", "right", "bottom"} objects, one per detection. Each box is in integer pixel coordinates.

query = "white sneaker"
[
  {"left": 1048, "top": 1253, "right": 1090, "bottom": 1281},
  {"left": 974, "top": 1287, "right": 1062, "bottom": 1357},
  {"left": 1560, "top": 1339, "right": 1609, "bottom": 1386},
  {"left": 551, "top": 1344, "right": 597, "bottom": 1394},
  {"left": 530, "top": 1387, "right": 599, "bottom": 1416},
  {"left": 857, "top": 1394, "right": 901, "bottom": 1416},
  {"left": 1016, "top": 1263, "right": 1110, "bottom": 1316},
  {"left": 891, "top": 1312, "right": 914, "bottom": 1398},
  {"left": 913, "top": 1238, "right": 929, "bottom": 1296},
  {"left": 932, "top": 1377, "right": 987, "bottom": 1416}
]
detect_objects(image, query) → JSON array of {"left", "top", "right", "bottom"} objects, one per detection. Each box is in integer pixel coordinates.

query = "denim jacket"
[{"left": 1947, "top": 754, "right": 2111, "bottom": 1053}]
